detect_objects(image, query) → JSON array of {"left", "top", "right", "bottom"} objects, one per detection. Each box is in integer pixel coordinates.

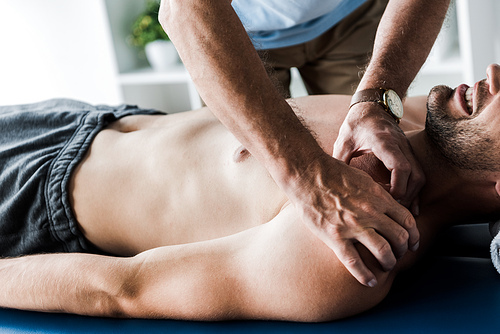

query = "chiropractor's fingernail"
[
  {"left": 410, "top": 241, "right": 420, "bottom": 252},
  {"left": 367, "top": 279, "right": 378, "bottom": 288},
  {"left": 412, "top": 205, "right": 420, "bottom": 216}
]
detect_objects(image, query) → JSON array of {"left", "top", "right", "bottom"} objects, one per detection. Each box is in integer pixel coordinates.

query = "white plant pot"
[{"left": 145, "top": 40, "right": 179, "bottom": 71}]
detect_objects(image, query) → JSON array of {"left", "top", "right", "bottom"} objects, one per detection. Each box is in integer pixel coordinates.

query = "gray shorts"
[{"left": 0, "top": 99, "right": 163, "bottom": 257}]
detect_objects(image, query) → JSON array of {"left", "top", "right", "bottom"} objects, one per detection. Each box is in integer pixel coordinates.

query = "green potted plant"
[{"left": 129, "top": 0, "right": 179, "bottom": 71}]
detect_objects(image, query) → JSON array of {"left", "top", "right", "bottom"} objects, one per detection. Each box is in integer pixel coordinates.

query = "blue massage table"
[{"left": 1, "top": 223, "right": 499, "bottom": 333}]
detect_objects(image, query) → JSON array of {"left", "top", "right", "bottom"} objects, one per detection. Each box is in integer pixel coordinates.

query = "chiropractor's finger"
[
  {"left": 355, "top": 226, "right": 397, "bottom": 271},
  {"left": 391, "top": 164, "right": 425, "bottom": 214},
  {"left": 369, "top": 131, "right": 411, "bottom": 199},
  {"left": 410, "top": 197, "right": 420, "bottom": 217},
  {"left": 369, "top": 209, "right": 416, "bottom": 259},
  {"left": 332, "top": 134, "right": 356, "bottom": 165},
  {"left": 325, "top": 238, "right": 378, "bottom": 288},
  {"left": 394, "top": 141, "right": 426, "bottom": 212},
  {"left": 385, "top": 199, "right": 420, "bottom": 252},
  {"left": 369, "top": 129, "right": 425, "bottom": 213},
  {"left": 334, "top": 102, "right": 425, "bottom": 215}
]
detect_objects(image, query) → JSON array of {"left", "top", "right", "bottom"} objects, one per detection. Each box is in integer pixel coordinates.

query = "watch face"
[{"left": 384, "top": 89, "right": 404, "bottom": 119}]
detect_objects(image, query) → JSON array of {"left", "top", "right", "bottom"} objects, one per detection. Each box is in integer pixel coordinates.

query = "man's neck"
[
  {"left": 407, "top": 130, "right": 496, "bottom": 225},
  {"left": 351, "top": 129, "right": 480, "bottom": 227}
]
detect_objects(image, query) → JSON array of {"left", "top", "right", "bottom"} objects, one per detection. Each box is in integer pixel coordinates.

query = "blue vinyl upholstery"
[{"left": 1, "top": 225, "right": 499, "bottom": 333}]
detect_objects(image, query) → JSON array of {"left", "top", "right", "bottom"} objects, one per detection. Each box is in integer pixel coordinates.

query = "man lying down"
[{"left": 0, "top": 64, "right": 499, "bottom": 322}]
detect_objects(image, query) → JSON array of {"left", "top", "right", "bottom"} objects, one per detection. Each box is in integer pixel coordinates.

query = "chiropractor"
[{"left": 159, "top": 0, "right": 450, "bottom": 287}]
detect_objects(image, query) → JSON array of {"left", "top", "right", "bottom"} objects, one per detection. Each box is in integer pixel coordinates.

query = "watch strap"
[
  {"left": 349, "top": 88, "right": 386, "bottom": 110},
  {"left": 350, "top": 88, "right": 401, "bottom": 123}
]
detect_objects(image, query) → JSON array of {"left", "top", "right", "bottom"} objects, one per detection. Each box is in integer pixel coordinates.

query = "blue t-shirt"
[{"left": 232, "top": 0, "right": 367, "bottom": 50}]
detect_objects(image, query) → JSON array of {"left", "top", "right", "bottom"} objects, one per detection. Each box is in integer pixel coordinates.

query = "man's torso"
[
  {"left": 70, "top": 108, "right": 288, "bottom": 256},
  {"left": 70, "top": 95, "right": 427, "bottom": 256}
]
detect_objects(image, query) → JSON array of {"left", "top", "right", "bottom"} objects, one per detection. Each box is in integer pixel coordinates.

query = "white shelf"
[
  {"left": 118, "top": 65, "right": 202, "bottom": 111},
  {"left": 104, "top": 0, "right": 202, "bottom": 113},
  {"left": 119, "top": 65, "right": 191, "bottom": 85},
  {"left": 2, "top": 1, "right": 496, "bottom": 108},
  {"left": 104, "top": 0, "right": 498, "bottom": 110}
]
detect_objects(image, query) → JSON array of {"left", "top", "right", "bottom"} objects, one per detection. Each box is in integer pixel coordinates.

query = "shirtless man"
[{"left": 0, "top": 64, "right": 499, "bottom": 322}]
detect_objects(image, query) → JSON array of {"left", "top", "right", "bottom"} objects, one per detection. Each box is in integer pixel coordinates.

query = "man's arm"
[
  {"left": 0, "top": 208, "right": 398, "bottom": 321},
  {"left": 334, "top": 0, "right": 450, "bottom": 212},
  {"left": 360, "top": 0, "right": 451, "bottom": 95},
  {"left": 0, "top": 253, "right": 131, "bottom": 316},
  {"left": 159, "top": 0, "right": 418, "bottom": 288}
]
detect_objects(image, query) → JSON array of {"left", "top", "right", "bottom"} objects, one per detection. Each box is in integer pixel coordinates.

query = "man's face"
[{"left": 425, "top": 64, "right": 500, "bottom": 171}]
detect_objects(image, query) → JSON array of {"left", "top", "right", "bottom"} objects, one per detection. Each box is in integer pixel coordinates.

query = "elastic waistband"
[{"left": 45, "top": 102, "right": 162, "bottom": 253}]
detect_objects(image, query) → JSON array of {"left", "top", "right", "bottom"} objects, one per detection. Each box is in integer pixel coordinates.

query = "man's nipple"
[{"left": 233, "top": 145, "right": 251, "bottom": 163}]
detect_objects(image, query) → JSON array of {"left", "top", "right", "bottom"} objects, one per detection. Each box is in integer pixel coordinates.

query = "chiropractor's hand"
[
  {"left": 333, "top": 102, "right": 426, "bottom": 215},
  {"left": 292, "top": 151, "right": 420, "bottom": 287}
]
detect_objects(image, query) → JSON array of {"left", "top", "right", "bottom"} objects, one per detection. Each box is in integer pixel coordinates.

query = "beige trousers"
[{"left": 259, "top": 0, "right": 389, "bottom": 96}]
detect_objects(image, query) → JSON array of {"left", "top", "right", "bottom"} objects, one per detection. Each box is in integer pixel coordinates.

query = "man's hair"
[
  {"left": 257, "top": 50, "right": 290, "bottom": 99},
  {"left": 425, "top": 100, "right": 500, "bottom": 172}
]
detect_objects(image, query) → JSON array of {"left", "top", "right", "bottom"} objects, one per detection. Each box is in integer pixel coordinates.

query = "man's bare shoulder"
[{"left": 125, "top": 203, "right": 394, "bottom": 321}]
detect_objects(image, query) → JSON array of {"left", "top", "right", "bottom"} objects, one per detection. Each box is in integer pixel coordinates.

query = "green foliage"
[{"left": 129, "top": 0, "right": 169, "bottom": 48}]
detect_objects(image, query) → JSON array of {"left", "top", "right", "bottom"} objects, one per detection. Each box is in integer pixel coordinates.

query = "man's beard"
[{"left": 425, "top": 85, "right": 498, "bottom": 172}]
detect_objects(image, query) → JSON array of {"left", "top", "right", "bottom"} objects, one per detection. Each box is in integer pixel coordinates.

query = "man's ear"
[{"left": 495, "top": 180, "right": 500, "bottom": 197}]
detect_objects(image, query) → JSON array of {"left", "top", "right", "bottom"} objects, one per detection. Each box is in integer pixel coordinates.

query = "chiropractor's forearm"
[
  {"left": 358, "top": 0, "right": 450, "bottom": 97},
  {"left": 159, "top": 0, "right": 329, "bottom": 184},
  {"left": 0, "top": 254, "right": 130, "bottom": 316}
]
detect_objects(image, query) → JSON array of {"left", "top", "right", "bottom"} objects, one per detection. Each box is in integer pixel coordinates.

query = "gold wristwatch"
[{"left": 349, "top": 88, "right": 404, "bottom": 123}]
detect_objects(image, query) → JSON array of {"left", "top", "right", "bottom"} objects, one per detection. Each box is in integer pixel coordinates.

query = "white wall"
[
  {"left": 0, "top": 0, "right": 499, "bottom": 106},
  {"left": 0, "top": 0, "right": 122, "bottom": 106},
  {"left": 456, "top": 0, "right": 498, "bottom": 84},
  {"left": 409, "top": 0, "right": 500, "bottom": 96},
  {"left": 490, "top": 0, "right": 500, "bottom": 64}
]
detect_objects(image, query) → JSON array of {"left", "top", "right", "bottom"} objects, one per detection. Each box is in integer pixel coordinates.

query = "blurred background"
[{"left": 0, "top": 0, "right": 499, "bottom": 113}]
